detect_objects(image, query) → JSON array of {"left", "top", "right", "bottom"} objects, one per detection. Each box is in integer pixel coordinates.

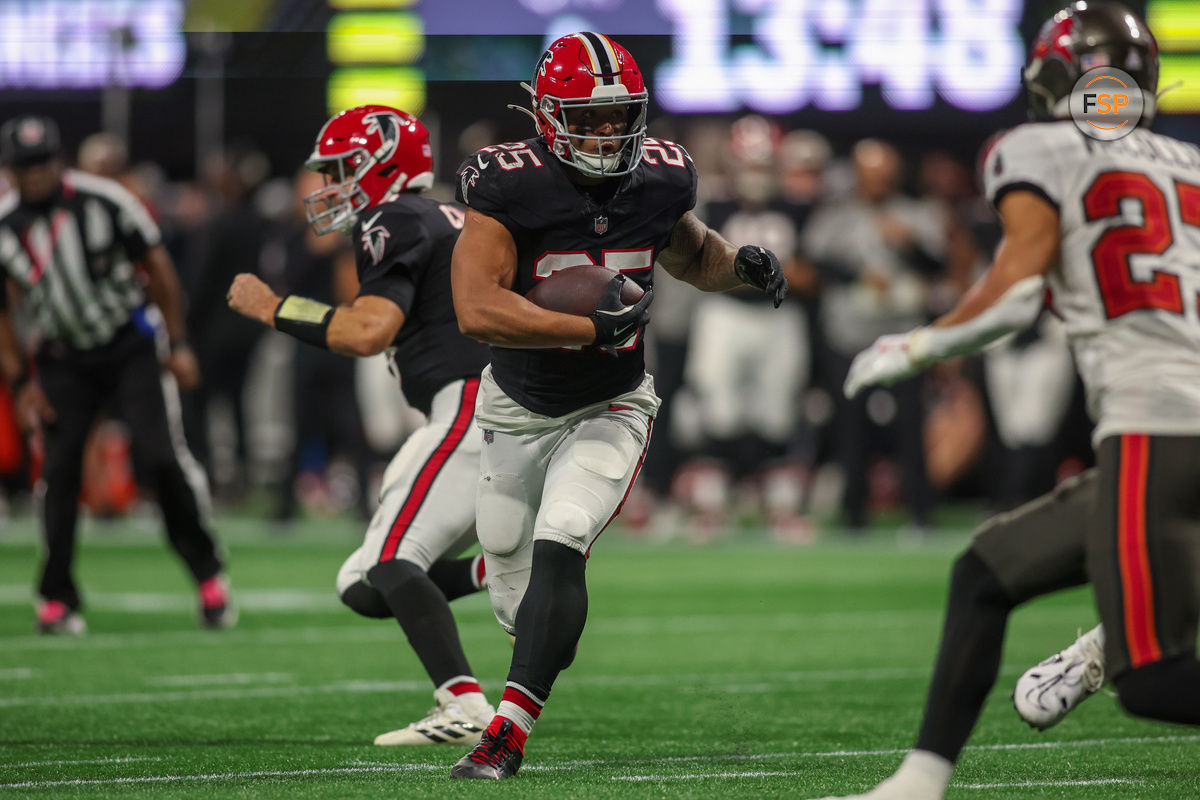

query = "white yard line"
[
  {"left": 0, "top": 668, "right": 33, "bottom": 681},
  {"left": 0, "top": 600, "right": 1096, "bottom": 651},
  {"left": 143, "top": 673, "right": 294, "bottom": 687},
  {"left": 0, "top": 679, "right": 430, "bottom": 708},
  {"left": 0, "top": 588, "right": 338, "bottom": 614},
  {"left": 0, "top": 765, "right": 424, "bottom": 790},
  {"left": 0, "top": 609, "right": 987, "bottom": 653},
  {"left": 2, "top": 736, "right": 1194, "bottom": 790},
  {"left": 0, "top": 666, "right": 972, "bottom": 709},
  {"left": 0, "top": 625, "right": 395, "bottom": 653},
  {"left": 614, "top": 770, "right": 797, "bottom": 781},
  {"left": 1, "top": 757, "right": 160, "bottom": 769},
  {"left": 959, "top": 778, "right": 1137, "bottom": 788}
]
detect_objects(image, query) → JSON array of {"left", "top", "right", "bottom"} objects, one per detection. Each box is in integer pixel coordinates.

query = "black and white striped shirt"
[{"left": 0, "top": 170, "right": 159, "bottom": 350}]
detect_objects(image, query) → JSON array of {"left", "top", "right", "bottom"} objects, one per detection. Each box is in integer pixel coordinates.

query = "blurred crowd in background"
[{"left": 0, "top": 112, "right": 1095, "bottom": 539}]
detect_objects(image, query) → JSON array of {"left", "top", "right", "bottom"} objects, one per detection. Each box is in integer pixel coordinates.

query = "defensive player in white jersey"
[{"left": 814, "top": 3, "right": 1200, "bottom": 798}]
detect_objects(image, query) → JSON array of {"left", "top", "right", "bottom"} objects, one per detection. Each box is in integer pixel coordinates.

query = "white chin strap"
[{"left": 573, "top": 149, "right": 625, "bottom": 174}]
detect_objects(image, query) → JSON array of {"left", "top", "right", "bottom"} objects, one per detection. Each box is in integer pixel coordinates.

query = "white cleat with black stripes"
[
  {"left": 373, "top": 688, "right": 493, "bottom": 746},
  {"left": 1013, "top": 625, "right": 1106, "bottom": 731}
]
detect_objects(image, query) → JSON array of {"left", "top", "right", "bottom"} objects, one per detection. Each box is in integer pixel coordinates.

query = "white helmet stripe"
[{"left": 577, "top": 31, "right": 617, "bottom": 86}]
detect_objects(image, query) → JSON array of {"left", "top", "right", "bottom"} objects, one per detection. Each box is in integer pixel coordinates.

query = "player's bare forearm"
[
  {"left": 455, "top": 282, "right": 598, "bottom": 348},
  {"left": 326, "top": 296, "right": 405, "bottom": 357},
  {"left": 452, "top": 209, "right": 598, "bottom": 347},
  {"left": 657, "top": 211, "right": 742, "bottom": 292},
  {"left": 932, "top": 191, "right": 1059, "bottom": 331},
  {"left": 143, "top": 245, "right": 190, "bottom": 346},
  {"left": 228, "top": 273, "right": 403, "bottom": 357}
]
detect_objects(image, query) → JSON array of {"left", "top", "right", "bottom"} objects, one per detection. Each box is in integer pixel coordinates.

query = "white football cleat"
[
  {"left": 373, "top": 688, "right": 493, "bottom": 746},
  {"left": 1013, "top": 625, "right": 1105, "bottom": 730}
]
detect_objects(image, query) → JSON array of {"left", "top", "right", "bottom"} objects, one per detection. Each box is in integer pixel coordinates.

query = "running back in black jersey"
[
  {"left": 455, "top": 136, "right": 697, "bottom": 416},
  {"left": 351, "top": 192, "right": 489, "bottom": 415}
]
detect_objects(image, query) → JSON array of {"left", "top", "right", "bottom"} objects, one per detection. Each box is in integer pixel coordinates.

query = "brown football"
[{"left": 524, "top": 265, "right": 645, "bottom": 316}]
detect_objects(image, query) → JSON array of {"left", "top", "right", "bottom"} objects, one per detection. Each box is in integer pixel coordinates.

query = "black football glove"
[
  {"left": 590, "top": 274, "right": 653, "bottom": 349},
  {"left": 734, "top": 244, "right": 788, "bottom": 308}
]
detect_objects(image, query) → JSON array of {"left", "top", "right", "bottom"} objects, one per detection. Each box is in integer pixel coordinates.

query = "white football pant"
[
  {"left": 336, "top": 378, "right": 482, "bottom": 597},
  {"left": 473, "top": 366, "right": 659, "bottom": 634}
]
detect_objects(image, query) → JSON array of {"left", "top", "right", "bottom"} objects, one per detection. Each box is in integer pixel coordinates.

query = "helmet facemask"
[
  {"left": 303, "top": 155, "right": 371, "bottom": 235},
  {"left": 525, "top": 83, "right": 648, "bottom": 178}
]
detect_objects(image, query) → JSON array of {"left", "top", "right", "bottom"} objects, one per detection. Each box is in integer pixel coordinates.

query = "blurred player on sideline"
[
  {"left": 448, "top": 32, "right": 787, "bottom": 779},
  {"left": 227, "top": 106, "right": 495, "bottom": 747},
  {"left": 815, "top": 4, "right": 1200, "bottom": 798}
]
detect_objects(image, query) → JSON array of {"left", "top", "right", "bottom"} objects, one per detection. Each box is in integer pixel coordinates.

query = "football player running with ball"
[
  {"left": 448, "top": 32, "right": 787, "bottom": 779},
  {"left": 815, "top": 3, "right": 1200, "bottom": 798},
  {"left": 227, "top": 106, "right": 496, "bottom": 747}
]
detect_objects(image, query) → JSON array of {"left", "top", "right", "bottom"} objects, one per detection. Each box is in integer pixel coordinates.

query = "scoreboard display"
[{"left": 419, "top": 0, "right": 1026, "bottom": 114}]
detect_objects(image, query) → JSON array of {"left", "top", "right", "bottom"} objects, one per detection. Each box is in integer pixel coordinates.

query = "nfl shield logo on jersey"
[
  {"left": 483, "top": 429, "right": 494, "bottom": 444},
  {"left": 593, "top": 215, "right": 608, "bottom": 236}
]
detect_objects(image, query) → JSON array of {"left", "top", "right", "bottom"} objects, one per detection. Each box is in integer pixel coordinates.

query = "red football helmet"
[
  {"left": 518, "top": 32, "right": 648, "bottom": 177},
  {"left": 303, "top": 105, "right": 433, "bottom": 235}
]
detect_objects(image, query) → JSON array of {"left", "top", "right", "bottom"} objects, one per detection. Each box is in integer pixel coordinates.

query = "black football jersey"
[
  {"left": 352, "top": 193, "right": 489, "bottom": 416},
  {"left": 455, "top": 136, "right": 697, "bottom": 416}
]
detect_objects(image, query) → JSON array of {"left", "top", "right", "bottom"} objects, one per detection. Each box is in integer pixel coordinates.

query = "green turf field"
[{"left": 1, "top": 516, "right": 1196, "bottom": 798}]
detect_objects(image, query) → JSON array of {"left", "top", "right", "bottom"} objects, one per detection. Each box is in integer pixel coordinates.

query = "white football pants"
[
  {"left": 473, "top": 366, "right": 659, "bottom": 634},
  {"left": 336, "top": 378, "right": 482, "bottom": 597}
]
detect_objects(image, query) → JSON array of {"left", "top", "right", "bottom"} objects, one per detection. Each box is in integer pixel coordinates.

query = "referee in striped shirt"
[{"left": 0, "top": 115, "right": 233, "bottom": 634}]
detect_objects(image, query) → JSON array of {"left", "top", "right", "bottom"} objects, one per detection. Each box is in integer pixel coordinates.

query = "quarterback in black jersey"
[
  {"left": 448, "top": 33, "right": 788, "bottom": 779},
  {"left": 227, "top": 106, "right": 496, "bottom": 747}
]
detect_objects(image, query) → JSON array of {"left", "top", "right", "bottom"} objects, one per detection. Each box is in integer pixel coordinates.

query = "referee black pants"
[{"left": 35, "top": 325, "right": 222, "bottom": 610}]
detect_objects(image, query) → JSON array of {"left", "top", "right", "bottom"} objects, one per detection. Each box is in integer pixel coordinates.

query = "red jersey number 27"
[{"left": 1084, "top": 171, "right": 1200, "bottom": 319}]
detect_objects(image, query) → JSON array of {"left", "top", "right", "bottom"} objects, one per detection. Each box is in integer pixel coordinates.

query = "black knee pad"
[
  {"left": 339, "top": 580, "right": 391, "bottom": 619},
  {"left": 366, "top": 559, "right": 426, "bottom": 596}
]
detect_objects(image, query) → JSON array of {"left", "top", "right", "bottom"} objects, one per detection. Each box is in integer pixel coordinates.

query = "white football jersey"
[{"left": 983, "top": 121, "right": 1200, "bottom": 444}]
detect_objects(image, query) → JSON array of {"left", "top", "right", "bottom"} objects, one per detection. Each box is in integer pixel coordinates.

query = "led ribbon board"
[{"left": 327, "top": 0, "right": 425, "bottom": 116}]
